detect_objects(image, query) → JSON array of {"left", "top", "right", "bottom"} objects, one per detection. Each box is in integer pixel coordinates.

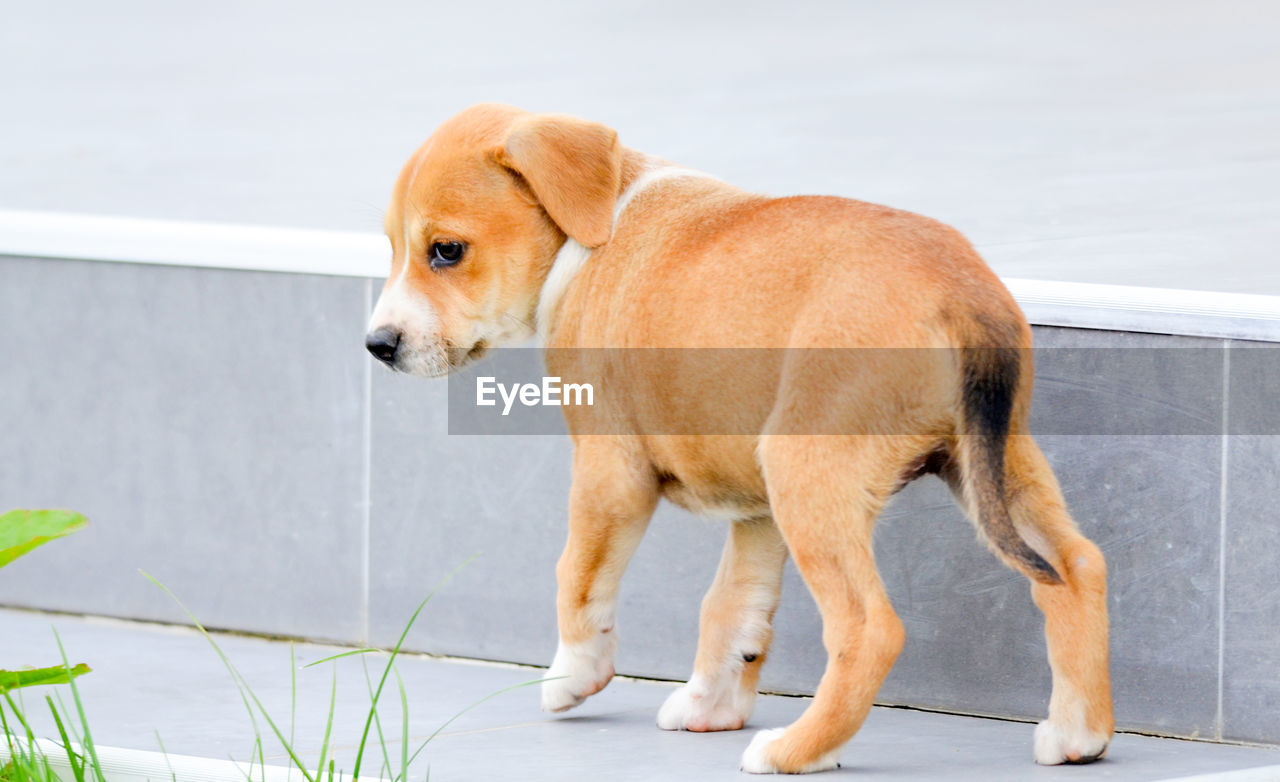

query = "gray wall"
[{"left": 1, "top": 255, "right": 1276, "bottom": 746}]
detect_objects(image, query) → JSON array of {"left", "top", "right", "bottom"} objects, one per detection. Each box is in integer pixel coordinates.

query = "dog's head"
[{"left": 366, "top": 104, "right": 622, "bottom": 376}]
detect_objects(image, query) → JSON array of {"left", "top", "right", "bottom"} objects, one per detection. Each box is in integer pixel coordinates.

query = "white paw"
[
  {"left": 740, "top": 728, "right": 840, "bottom": 774},
  {"left": 657, "top": 675, "right": 752, "bottom": 731},
  {"left": 1034, "top": 719, "right": 1109, "bottom": 765},
  {"left": 540, "top": 632, "right": 617, "bottom": 713},
  {"left": 740, "top": 728, "right": 787, "bottom": 774}
]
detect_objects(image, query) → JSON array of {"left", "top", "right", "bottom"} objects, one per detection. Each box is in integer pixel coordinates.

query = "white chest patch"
[
  {"left": 534, "top": 166, "right": 718, "bottom": 339},
  {"left": 536, "top": 237, "right": 592, "bottom": 339}
]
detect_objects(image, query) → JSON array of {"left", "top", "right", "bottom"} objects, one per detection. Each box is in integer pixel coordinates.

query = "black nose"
[{"left": 365, "top": 327, "right": 401, "bottom": 366}]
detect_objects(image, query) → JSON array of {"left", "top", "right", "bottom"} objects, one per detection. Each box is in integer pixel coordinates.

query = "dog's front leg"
[
  {"left": 658, "top": 516, "right": 787, "bottom": 731},
  {"left": 541, "top": 439, "right": 659, "bottom": 713}
]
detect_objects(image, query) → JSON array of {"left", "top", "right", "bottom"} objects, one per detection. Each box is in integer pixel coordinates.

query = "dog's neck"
[{"left": 535, "top": 153, "right": 717, "bottom": 340}]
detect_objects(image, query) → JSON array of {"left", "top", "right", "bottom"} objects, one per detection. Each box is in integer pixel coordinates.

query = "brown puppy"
[{"left": 366, "top": 104, "right": 1113, "bottom": 773}]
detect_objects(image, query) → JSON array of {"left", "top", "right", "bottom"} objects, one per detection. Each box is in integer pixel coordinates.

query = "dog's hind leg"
[
  {"left": 541, "top": 438, "right": 659, "bottom": 713},
  {"left": 657, "top": 516, "right": 787, "bottom": 732},
  {"left": 741, "top": 433, "right": 916, "bottom": 774},
  {"left": 1005, "top": 434, "right": 1114, "bottom": 764}
]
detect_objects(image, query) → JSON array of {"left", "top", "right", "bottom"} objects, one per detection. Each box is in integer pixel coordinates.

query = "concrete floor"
[
  {"left": 1, "top": 0, "right": 1278, "bottom": 294},
  {"left": 1, "top": 609, "right": 1277, "bottom": 781}
]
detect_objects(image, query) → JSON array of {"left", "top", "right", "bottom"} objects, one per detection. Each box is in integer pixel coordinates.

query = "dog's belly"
[
  {"left": 647, "top": 435, "right": 772, "bottom": 521},
  {"left": 659, "top": 474, "right": 771, "bottom": 521}
]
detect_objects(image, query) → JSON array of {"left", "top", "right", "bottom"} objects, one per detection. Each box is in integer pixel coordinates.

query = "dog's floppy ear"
[{"left": 495, "top": 114, "right": 622, "bottom": 249}]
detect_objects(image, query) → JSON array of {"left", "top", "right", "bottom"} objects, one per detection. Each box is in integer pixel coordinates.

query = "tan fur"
[
  {"left": 370, "top": 104, "right": 1114, "bottom": 773},
  {"left": 496, "top": 113, "right": 623, "bottom": 248}
]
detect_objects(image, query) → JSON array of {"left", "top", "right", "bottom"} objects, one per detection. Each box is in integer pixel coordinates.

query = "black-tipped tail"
[{"left": 959, "top": 346, "right": 1061, "bottom": 584}]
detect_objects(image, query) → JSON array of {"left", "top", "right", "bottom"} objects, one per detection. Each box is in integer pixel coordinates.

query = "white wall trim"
[
  {"left": 0, "top": 209, "right": 390, "bottom": 279},
  {"left": 2, "top": 209, "right": 1278, "bottom": 342},
  {"left": 1005, "top": 278, "right": 1280, "bottom": 342}
]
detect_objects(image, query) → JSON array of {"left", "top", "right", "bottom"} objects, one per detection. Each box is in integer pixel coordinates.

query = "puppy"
[{"left": 366, "top": 104, "right": 1113, "bottom": 773}]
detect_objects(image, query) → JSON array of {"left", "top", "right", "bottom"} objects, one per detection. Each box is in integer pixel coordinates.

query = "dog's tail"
[{"left": 954, "top": 341, "right": 1062, "bottom": 585}]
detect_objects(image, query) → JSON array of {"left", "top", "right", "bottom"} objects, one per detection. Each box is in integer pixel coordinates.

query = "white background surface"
[{"left": 2, "top": 0, "right": 1277, "bottom": 292}]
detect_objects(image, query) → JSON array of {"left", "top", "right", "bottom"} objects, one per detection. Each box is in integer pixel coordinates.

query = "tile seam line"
[
  {"left": 361, "top": 276, "right": 372, "bottom": 645},
  {"left": 1216, "top": 339, "right": 1230, "bottom": 741}
]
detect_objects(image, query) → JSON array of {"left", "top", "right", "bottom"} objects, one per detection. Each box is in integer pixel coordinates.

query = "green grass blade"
[
  {"left": 312, "top": 665, "right": 337, "bottom": 782},
  {"left": 45, "top": 695, "right": 84, "bottom": 782},
  {"left": 359, "top": 658, "right": 392, "bottom": 782},
  {"left": 1, "top": 693, "right": 37, "bottom": 745},
  {"left": 50, "top": 692, "right": 82, "bottom": 751},
  {"left": 253, "top": 735, "right": 265, "bottom": 782},
  {"left": 352, "top": 554, "right": 477, "bottom": 781},
  {"left": 1, "top": 698, "right": 21, "bottom": 761},
  {"left": 256, "top": 728, "right": 269, "bottom": 781},
  {"left": 53, "top": 630, "right": 104, "bottom": 782},
  {"left": 395, "top": 667, "right": 408, "bottom": 782},
  {"left": 404, "top": 677, "right": 545, "bottom": 770},
  {"left": 0, "top": 698, "right": 47, "bottom": 782},
  {"left": 240, "top": 739, "right": 258, "bottom": 782},
  {"left": 153, "top": 731, "right": 178, "bottom": 782},
  {"left": 289, "top": 645, "right": 297, "bottom": 778},
  {"left": 7, "top": 690, "right": 58, "bottom": 782},
  {"left": 140, "top": 570, "right": 316, "bottom": 782},
  {"left": 1, "top": 696, "right": 56, "bottom": 778},
  {"left": 224, "top": 751, "right": 253, "bottom": 782},
  {"left": 302, "top": 649, "right": 381, "bottom": 669},
  {"left": 139, "top": 572, "right": 265, "bottom": 749}
]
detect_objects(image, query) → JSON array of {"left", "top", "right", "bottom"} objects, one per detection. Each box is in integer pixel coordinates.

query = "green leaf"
[
  {"left": 0, "top": 664, "right": 91, "bottom": 694},
  {"left": 303, "top": 648, "right": 381, "bottom": 668},
  {"left": 0, "top": 510, "right": 88, "bottom": 569}
]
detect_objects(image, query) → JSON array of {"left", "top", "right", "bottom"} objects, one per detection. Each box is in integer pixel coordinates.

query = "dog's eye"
[{"left": 429, "top": 241, "right": 466, "bottom": 269}]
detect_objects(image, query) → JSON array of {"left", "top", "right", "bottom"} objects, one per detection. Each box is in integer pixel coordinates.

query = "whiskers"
[
  {"left": 346, "top": 197, "right": 389, "bottom": 230},
  {"left": 502, "top": 311, "right": 537, "bottom": 336}
]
